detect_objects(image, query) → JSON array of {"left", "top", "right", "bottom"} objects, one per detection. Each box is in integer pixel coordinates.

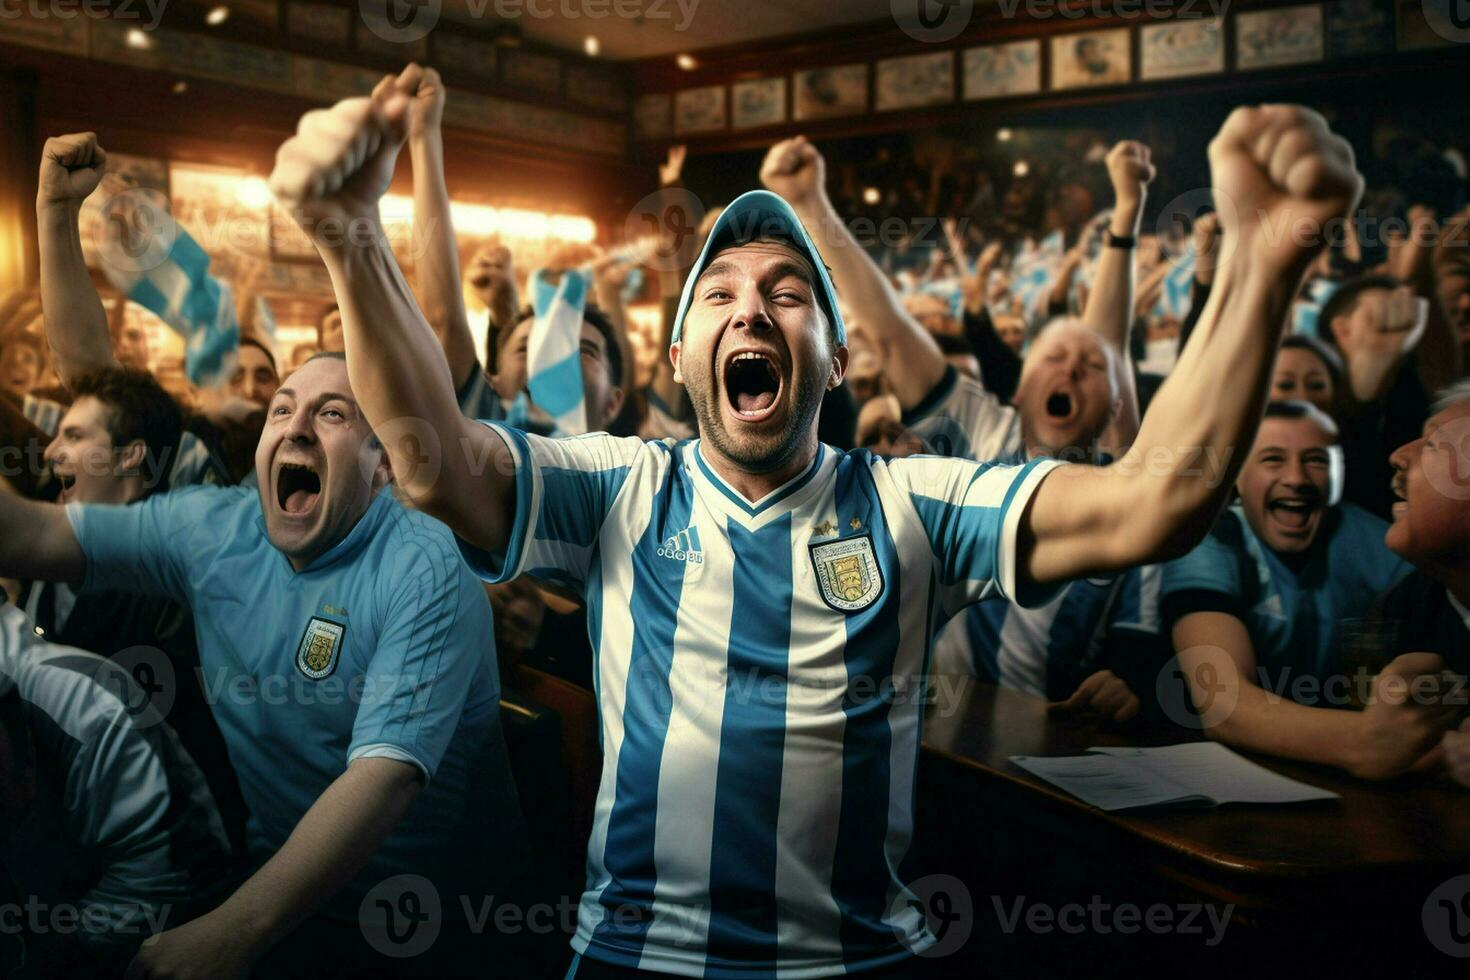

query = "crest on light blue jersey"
[
  {"left": 810, "top": 534, "right": 884, "bottom": 613},
  {"left": 295, "top": 617, "right": 345, "bottom": 680}
]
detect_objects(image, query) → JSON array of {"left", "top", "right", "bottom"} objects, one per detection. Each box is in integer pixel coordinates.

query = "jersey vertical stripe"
[{"left": 461, "top": 424, "right": 1063, "bottom": 977}]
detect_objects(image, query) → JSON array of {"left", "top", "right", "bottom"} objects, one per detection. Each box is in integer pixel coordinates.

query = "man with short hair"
[
  {"left": 229, "top": 337, "right": 280, "bottom": 409},
  {"left": 0, "top": 332, "right": 46, "bottom": 398},
  {"left": 1377, "top": 380, "right": 1470, "bottom": 669},
  {"left": 1160, "top": 401, "right": 1453, "bottom": 779},
  {"left": 399, "top": 65, "right": 622, "bottom": 432},
  {"left": 0, "top": 351, "right": 527, "bottom": 979},
  {"left": 273, "top": 76, "right": 1362, "bottom": 975}
]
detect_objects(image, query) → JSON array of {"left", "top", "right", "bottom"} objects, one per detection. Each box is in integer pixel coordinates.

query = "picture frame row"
[{"left": 638, "top": 0, "right": 1454, "bottom": 139}]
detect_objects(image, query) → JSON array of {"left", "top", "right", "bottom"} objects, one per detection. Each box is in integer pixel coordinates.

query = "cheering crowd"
[{"left": 0, "top": 59, "right": 1469, "bottom": 979}]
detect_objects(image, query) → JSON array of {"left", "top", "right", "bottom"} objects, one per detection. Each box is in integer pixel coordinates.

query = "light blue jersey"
[
  {"left": 65, "top": 487, "right": 527, "bottom": 919},
  {"left": 1161, "top": 503, "right": 1413, "bottom": 698},
  {"left": 463, "top": 423, "right": 1062, "bottom": 977}
]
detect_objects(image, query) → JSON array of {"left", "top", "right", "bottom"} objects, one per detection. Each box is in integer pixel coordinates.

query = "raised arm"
[
  {"left": 36, "top": 132, "right": 122, "bottom": 386},
  {"left": 1021, "top": 106, "right": 1363, "bottom": 584},
  {"left": 398, "top": 66, "right": 480, "bottom": 393},
  {"left": 760, "top": 136, "right": 947, "bottom": 410},
  {"left": 1085, "top": 141, "right": 1155, "bottom": 452},
  {"left": 269, "top": 68, "right": 516, "bottom": 555},
  {"left": 1395, "top": 204, "right": 1464, "bottom": 392}
]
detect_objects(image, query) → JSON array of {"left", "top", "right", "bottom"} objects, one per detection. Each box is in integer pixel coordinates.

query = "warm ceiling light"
[
  {"left": 997, "top": 127, "right": 1013, "bottom": 142},
  {"left": 862, "top": 187, "right": 881, "bottom": 206},
  {"left": 236, "top": 176, "right": 274, "bottom": 210},
  {"left": 172, "top": 80, "right": 189, "bottom": 94},
  {"left": 126, "top": 28, "right": 154, "bottom": 49},
  {"left": 206, "top": 5, "right": 230, "bottom": 25},
  {"left": 676, "top": 53, "right": 697, "bottom": 71},
  {"left": 584, "top": 35, "right": 600, "bottom": 57},
  {"left": 1013, "top": 160, "right": 1030, "bottom": 177}
]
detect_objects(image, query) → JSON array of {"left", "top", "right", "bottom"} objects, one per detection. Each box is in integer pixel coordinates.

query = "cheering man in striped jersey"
[{"left": 271, "top": 65, "right": 1362, "bottom": 977}]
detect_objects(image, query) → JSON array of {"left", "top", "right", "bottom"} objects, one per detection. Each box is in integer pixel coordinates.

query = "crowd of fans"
[{"left": 0, "top": 58, "right": 1467, "bottom": 980}]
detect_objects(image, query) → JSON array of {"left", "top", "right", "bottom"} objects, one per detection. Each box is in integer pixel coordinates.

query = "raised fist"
[
  {"left": 760, "top": 136, "right": 826, "bottom": 212},
  {"left": 1105, "top": 140, "right": 1155, "bottom": 208},
  {"left": 38, "top": 132, "right": 106, "bottom": 207},
  {"left": 1207, "top": 105, "right": 1362, "bottom": 276},
  {"left": 269, "top": 81, "right": 409, "bottom": 248},
  {"left": 386, "top": 62, "right": 444, "bottom": 143},
  {"left": 659, "top": 144, "right": 687, "bottom": 188}
]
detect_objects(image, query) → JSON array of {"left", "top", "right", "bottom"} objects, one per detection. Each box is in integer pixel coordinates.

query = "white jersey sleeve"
[
  {"left": 459, "top": 423, "right": 664, "bottom": 593},
  {"left": 903, "top": 366, "right": 1023, "bottom": 462},
  {"left": 878, "top": 453, "right": 1065, "bottom": 620}
]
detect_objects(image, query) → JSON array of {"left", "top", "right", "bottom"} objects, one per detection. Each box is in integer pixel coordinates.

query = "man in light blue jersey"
[
  {"left": 789, "top": 135, "right": 1164, "bottom": 717},
  {"left": 1162, "top": 401, "right": 1457, "bottom": 780},
  {"left": 272, "top": 65, "right": 1363, "bottom": 976},
  {"left": 0, "top": 350, "right": 526, "bottom": 979}
]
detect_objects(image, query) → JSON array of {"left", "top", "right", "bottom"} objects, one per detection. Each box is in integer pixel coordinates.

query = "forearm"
[
  {"left": 1087, "top": 203, "right": 1144, "bottom": 450},
  {"left": 1201, "top": 676, "right": 1365, "bottom": 770},
  {"left": 37, "top": 202, "right": 119, "bottom": 386},
  {"left": 1409, "top": 270, "right": 1463, "bottom": 394},
  {"left": 790, "top": 194, "right": 945, "bottom": 408},
  {"left": 409, "top": 132, "right": 478, "bottom": 388},
  {"left": 204, "top": 759, "right": 420, "bottom": 956},
  {"left": 1113, "top": 259, "right": 1299, "bottom": 558}
]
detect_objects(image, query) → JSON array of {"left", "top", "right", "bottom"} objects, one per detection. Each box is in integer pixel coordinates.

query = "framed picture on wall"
[
  {"left": 1325, "top": 0, "right": 1394, "bottom": 57},
  {"left": 792, "top": 64, "right": 868, "bottom": 121},
  {"left": 1139, "top": 18, "right": 1225, "bottom": 80},
  {"left": 674, "top": 86, "right": 726, "bottom": 134},
  {"left": 962, "top": 40, "right": 1042, "bottom": 100},
  {"left": 635, "top": 93, "right": 674, "bottom": 140},
  {"left": 731, "top": 77, "right": 787, "bottom": 129},
  {"left": 1236, "top": 4, "right": 1325, "bottom": 70},
  {"left": 875, "top": 51, "right": 954, "bottom": 111},
  {"left": 1050, "top": 28, "right": 1131, "bottom": 90}
]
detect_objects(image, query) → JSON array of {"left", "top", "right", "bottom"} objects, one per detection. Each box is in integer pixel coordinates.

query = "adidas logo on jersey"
[{"left": 656, "top": 527, "right": 705, "bottom": 564}]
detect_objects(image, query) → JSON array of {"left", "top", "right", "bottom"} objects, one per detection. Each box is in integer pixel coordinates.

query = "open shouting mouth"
[
  {"left": 723, "top": 349, "right": 785, "bottom": 425},
  {"left": 275, "top": 459, "right": 322, "bottom": 519},
  {"left": 1265, "top": 490, "right": 1321, "bottom": 538},
  {"left": 1043, "top": 386, "right": 1081, "bottom": 426}
]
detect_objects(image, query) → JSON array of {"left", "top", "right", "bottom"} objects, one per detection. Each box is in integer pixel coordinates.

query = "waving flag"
[
  {"left": 97, "top": 195, "right": 239, "bottom": 387},
  {"left": 1156, "top": 241, "right": 1197, "bottom": 321},
  {"left": 526, "top": 268, "right": 589, "bottom": 436}
]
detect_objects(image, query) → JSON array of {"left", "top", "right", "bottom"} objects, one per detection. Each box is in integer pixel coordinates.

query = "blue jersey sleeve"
[
  {"left": 458, "top": 422, "right": 646, "bottom": 592},
  {"left": 883, "top": 453, "right": 1064, "bottom": 616},
  {"left": 347, "top": 531, "right": 495, "bottom": 783},
  {"left": 64, "top": 486, "right": 235, "bottom": 604},
  {"left": 1160, "top": 525, "right": 1245, "bottom": 606}
]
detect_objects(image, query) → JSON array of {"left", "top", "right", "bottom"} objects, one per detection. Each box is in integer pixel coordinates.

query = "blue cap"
[{"left": 669, "top": 189, "right": 846, "bottom": 346}]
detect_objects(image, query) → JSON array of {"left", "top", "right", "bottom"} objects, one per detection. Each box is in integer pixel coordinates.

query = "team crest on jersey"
[
  {"left": 295, "top": 617, "right": 345, "bottom": 679},
  {"left": 810, "top": 534, "right": 884, "bottom": 613}
]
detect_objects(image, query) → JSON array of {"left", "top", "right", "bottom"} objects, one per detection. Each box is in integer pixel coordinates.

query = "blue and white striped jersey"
[
  {"left": 905, "top": 368, "right": 1162, "bottom": 698},
  {"left": 931, "top": 565, "right": 1162, "bottom": 698},
  {"left": 461, "top": 424, "right": 1062, "bottom": 977},
  {"left": 902, "top": 367, "right": 1021, "bottom": 463}
]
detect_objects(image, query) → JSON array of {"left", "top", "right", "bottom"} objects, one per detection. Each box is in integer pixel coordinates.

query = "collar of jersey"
[
  {"left": 256, "top": 486, "right": 395, "bottom": 575},
  {"left": 692, "top": 441, "right": 828, "bottom": 520}
]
